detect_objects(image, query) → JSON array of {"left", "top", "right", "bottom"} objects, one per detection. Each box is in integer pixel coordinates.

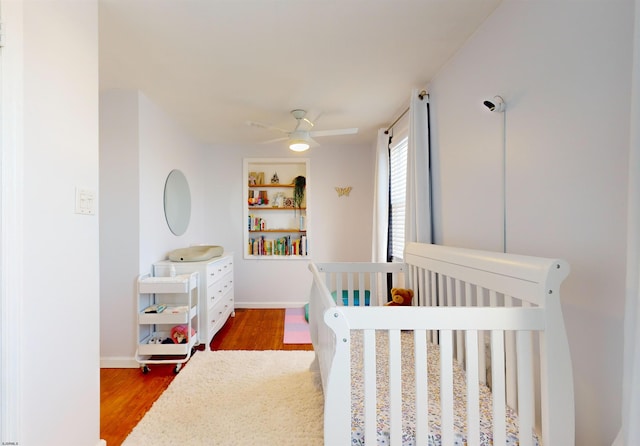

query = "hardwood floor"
[{"left": 100, "top": 308, "right": 313, "bottom": 446}]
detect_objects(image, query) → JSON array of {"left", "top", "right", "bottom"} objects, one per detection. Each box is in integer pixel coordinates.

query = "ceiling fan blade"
[
  {"left": 302, "top": 110, "right": 322, "bottom": 125},
  {"left": 246, "top": 120, "right": 289, "bottom": 135},
  {"left": 260, "top": 136, "right": 288, "bottom": 144},
  {"left": 309, "top": 128, "right": 358, "bottom": 137}
]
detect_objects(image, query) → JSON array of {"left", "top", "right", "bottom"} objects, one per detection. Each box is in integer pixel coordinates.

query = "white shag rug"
[{"left": 122, "top": 350, "right": 324, "bottom": 446}]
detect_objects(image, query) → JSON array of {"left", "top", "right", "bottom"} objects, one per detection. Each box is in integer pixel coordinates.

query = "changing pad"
[{"left": 168, "top": 245, "right": 224, "bottom": 262}]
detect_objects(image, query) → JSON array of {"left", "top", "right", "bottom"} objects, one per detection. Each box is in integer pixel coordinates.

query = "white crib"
[{"left": 308, "top": 242, "right": 574, "bottom": 445}]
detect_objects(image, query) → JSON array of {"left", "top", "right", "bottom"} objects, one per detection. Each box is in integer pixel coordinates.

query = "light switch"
[{"left": 75, "top": 188, "right": 96, "bottom": 215}]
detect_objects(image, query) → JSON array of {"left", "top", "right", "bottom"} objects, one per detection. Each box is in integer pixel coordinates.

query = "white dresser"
[{"left": 154, "top": 253, "right": 234, "bottom": 349}]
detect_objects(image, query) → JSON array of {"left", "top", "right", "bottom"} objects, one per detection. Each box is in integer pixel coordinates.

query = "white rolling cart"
[
  {"left": 154, "top": 253, "right": 234, "bottom": 349},
  {"left": 135, "top": 272, "right": 199, "bottom": 374}
]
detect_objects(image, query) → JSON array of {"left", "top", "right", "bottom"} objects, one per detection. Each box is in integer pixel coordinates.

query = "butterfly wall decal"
[{"left": 335, "top": 186, "right": 352, "bottom": 197}]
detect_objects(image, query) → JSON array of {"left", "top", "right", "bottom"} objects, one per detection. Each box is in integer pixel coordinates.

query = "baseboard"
[
  {"left": 100, "top": 356, "right": 139, "bottom": 369},
  {"left": 234, "top": 302, "right": 308, "bottom": 309},
  {"left": 100, "top": 305, "right": 304, "bottom": 367}
]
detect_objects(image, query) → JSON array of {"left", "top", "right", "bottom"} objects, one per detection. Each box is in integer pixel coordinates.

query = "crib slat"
[
  {"left": 466, "top": 330, "right": 481, "bottom": 446},
  {"left": 517, "top": 330, "right": 535, "bottom": 446},
  {"left": 429, "top": 272, "right": 437, "bottom": 342},
  {"left": 455, "top": 279, "right": 464, "bottom": 364},
  {"left": 363, "top": 330, "right": 377, "bottom": 445},
  {"left": 336, "top": 274, "right": 343, "bottom": 306},
  {"left": 358, "top": 272, "right": 365, "bottom": 306},
  {"left": 491, "top": 330, "right": 507, "bottom": 445},
  {"left": 348, "top": 273, "right": 355, "bottom": 306},
  {"left": 478, "top": 333, "right": 487, "bottom": 384},
  {"left": 440, "top": 330, "right": 454, "bottom": 445},
  {"left": 414, "top": 330, "right": 428, "bottom": 445},
  {"left": 325, "top": 272, "right": 334, "bottom": 297},
  {"left": 478, "top": 288, "right": 487, "bottom": 385},
  {"left": 369, "top": 272, "right": 378, "bottom": 306},
  {"left": 464, "top": 282, "right": 473, "bottom": 373},
  {"left": 430, "top": 271, "right": 437, "bottom": 307},
  {"left": 369, "top": 271, "right": 376, "bottom": 305},
  {"left": 505, "top": 296, "right": 518, "bottom": 410},
  {"left": 490, "top": 289, "right": 497, "bottom": 307},
  {"left": 389, "top": 330, "right": 402, "bottom": 444},
  {"left": 418, "top": 267, "right": 426, "bottom": 307}
]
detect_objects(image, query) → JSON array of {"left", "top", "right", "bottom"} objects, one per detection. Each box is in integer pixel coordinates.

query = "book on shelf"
[
  {"left": 248, "top": 215, "right": 266, "bottom": 231},
  {"left": 248, "top": 234, "right": 308, "bottom": 256},
  {"left": 143, "top": 304, "right": 167, "bottom": 313}
]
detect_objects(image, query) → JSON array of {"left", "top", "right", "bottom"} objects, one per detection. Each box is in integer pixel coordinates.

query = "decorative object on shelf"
[
  {"left": 293, "top": 176, "right": 306, "bottom": 211},
  {"left": 335, "top": 186, "right": 352, "bottom": 197},
  {"left": 244, "top": 158, "right": 309, "bottom": 260},
  {"left": 248, "top": 190, "right": 269, "bottom": 206},
  {"left": 272, "top": 192, "right": 285, "bottom": 208}
]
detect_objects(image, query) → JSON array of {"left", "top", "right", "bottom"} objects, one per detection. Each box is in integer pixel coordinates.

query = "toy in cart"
[{"left": 135, "top": 272, "right": 199, "bottom": 373}]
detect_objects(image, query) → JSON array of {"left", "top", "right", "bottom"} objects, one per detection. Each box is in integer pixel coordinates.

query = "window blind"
[{"left": 389, "top": 136, "right": 408, "bottom": 262}]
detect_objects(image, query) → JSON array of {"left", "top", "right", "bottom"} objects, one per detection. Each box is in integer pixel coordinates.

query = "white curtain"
[
  {"left": 372, "top": 128, "right": 390, "bottom": 262},
  {"left": 405, "top": 88, "right": 432, "bottom": 244},
  {"left": 614, "top": 1, "right": 640, "bottom": 444}
]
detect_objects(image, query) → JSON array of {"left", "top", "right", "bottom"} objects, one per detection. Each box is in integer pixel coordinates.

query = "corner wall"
[
  {"left": 428, "top": 1, "right": 633, "bottom": 443},
  {"left": 99, "top": 90, "right": 208, "bottom": 367},
  {"left": 3, "top": 0, "right": 102, "bottom": 444}
]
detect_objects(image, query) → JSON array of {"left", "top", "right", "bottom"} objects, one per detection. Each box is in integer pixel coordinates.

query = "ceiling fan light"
[{"left": 289, "top": 140, "right": 310, "bottom": 152}]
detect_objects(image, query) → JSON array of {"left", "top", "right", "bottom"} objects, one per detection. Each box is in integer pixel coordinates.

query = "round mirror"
[{"left": 163, "top": 169, "right": 191, "bottom": 236}]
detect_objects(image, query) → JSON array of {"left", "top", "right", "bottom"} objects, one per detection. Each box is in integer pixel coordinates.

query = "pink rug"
[{"left": 283, "top": 307, "right": 312, "bottom": 344}]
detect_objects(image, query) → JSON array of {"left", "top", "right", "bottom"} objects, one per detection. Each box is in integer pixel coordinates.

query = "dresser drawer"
[
  {"left": 155, "top": 253, "right": 234, "bottom": 350},
  {"left": 207, "top": 270, "right": 233, "bottom": 305},
  {"left": 205, "top": 256, "right": 233, "bottom": 285},
  {"left": 208, "top": 291, "right": 234, "bottom": 338}
]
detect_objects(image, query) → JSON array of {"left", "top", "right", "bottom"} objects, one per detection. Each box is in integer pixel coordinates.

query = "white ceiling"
[{"left": 99, "top": 0, "right": 501, "bottom": 148}]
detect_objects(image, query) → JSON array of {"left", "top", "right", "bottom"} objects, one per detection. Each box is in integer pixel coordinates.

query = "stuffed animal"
[
  {"left": 385, "top": 287, "right": 414, "bottom": 306},
  {"left": 171, "top": 324, "right": 196, "bottom": 344}
]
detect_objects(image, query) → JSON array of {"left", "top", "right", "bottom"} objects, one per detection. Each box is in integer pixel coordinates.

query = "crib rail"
[
  {"left": 315, "top": 261, "right": 406, "bottom": 306},
  {"left": 326, "top": 306, "right": 545, "bottom": 446},
  {"left": 308, "top": 243, "right": 574, "bottom": 446},
  {"left": 404, "top": 242, "right": 573, "bottom": 444}
]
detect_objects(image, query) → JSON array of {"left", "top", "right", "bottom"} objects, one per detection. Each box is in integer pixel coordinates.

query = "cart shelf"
[{"left": 135, "top": 272, "right": 199, "bottom": 374}]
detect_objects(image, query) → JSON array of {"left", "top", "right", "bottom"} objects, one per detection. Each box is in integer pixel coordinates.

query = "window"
[{"left": 389, "top": 136, "right": 408, "bottom": 262}]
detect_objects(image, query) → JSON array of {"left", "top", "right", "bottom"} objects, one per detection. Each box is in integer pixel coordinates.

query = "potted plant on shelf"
[{"left": 293, "top": 175, "right": 306, "bottom": 214}]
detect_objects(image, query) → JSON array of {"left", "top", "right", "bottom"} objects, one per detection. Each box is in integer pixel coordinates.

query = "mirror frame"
[{"left": 163, "top": 169, "right": 191, "bottom": 236}]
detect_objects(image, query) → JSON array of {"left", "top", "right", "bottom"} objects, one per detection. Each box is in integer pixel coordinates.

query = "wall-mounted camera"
[{"left": 483, "top": 95, "right": 505, "bottom": 113}]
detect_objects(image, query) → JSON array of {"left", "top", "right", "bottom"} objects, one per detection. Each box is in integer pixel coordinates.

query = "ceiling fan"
[{"left": 247, "top": 109, "right": 358, "bottom": 152}]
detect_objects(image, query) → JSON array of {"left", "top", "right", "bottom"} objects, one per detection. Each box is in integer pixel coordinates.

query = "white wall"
[
  {"left": 2, "top": 0, "right": 101, "bottom": 444},
  {"left": 99, "top": 89, "right": 374, "bottom": 362},
  {"left": 99, "top": 90, "right": 208, "bottom": 366},
  {"left": 204, "top": 142, "right": 375, "bottom": 307},
  {"left": 99, "top": 90, "right": 140, "bottom": 364},
  {"left": 428, "top": 1, "right": 633, "bottom": 444}
]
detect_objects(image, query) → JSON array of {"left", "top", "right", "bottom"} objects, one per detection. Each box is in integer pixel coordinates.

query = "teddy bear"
[{"left": 385, "top": 287, "right": 414, "bottom": 306}]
